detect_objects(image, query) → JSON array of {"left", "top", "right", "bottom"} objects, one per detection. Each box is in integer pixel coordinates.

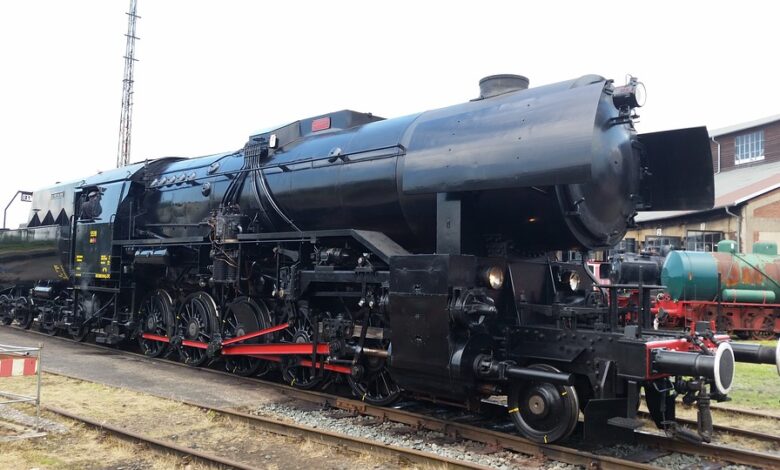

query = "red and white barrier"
[{"left": 0, "top": 354, "right": 38, "bottom": 377}]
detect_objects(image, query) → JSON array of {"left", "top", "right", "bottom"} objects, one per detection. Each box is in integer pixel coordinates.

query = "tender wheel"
[
  {"left": 38, "top": 308, "right": 58, "bottom": 336},
  {"left": 222, "top": 297, "right": 271, "bottom": 377},
  {"left": 175, "top": 292, "right": 218, "bottom": 367},
  {"left": 137, "top": 289, "right": 174, "bottom": 358},
  {"left": 645, "top": 378, "right": 676, "bottom": 428},
  {"left": 69, "top": 294, "right": 99, "bottom": 342},
  {"left": 0, "top": 294, "right": 13, "bottom": 325},
  {"left": 507, "top": 364, "right": 579, "bottom": 444},
  {"left": 0, "top": 294, "right": 14, "bottom": 325},
  {"left": 280, "top": 312, "right": 324, "bottom": 390},
  {"left": 14, "top": 297, "right": 35, "bottom": 329}
]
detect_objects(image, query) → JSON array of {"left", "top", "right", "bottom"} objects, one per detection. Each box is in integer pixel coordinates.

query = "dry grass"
[
  {"left": 0, "top": 418, "right": 219, "bottom": 469},
  {"left": 0, "top": 374, "right": 410, "bottom": 469}
]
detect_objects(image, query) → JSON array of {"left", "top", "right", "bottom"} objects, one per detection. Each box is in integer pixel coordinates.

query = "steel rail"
[
  {"left": 44, "top": 399, "right": 487, "bottom": 470},
  {"left": 45, "top": 367, "right": 656, "bottom": 470},
  {"left": 44, "top": 405, "right": 259, "bottom": 470},
  {"left": 5, "top": 324, "right": 779, "bottom": 468},
  {"left": 637, "top": 410, "right": 780, "bottom": 444},
  {"left": 635, "top": 432, "right": 780, "bottom": 469}
]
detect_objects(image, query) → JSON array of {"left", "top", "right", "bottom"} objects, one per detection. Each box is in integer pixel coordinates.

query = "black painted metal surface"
[{"left": 133, "top": 74, "right": 713, "bottom": 254}]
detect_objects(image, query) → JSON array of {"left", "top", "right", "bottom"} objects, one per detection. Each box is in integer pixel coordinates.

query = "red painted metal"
[
  {"left": 653, "top": 297, "right": 780, "bottom": 335},
  {"left": 246, "top": 354, "right": 352, "bottom": 374},
  {"left": 311, "top": 117, "right": 331, "bottom": 132},
  {"left": 140, "top": 333, "right": 207, "bottom": 349},
  {"left": 645, "top": 337, "right": 698, "bottom": 355},
  {"left": 643, "top": 334, "right": 730, "bottom": 379},
  {"left": 141, "top": 333, "right": 170, "bottom": 343},
  {"left": 221, "top": 343, "right": 330, "bottom": 356},
  {"left": 298, "top": 359, "right": 352, "bottom": 374},
  {"left": 221, "top": 322, "right": 291, "bottom": 346}
]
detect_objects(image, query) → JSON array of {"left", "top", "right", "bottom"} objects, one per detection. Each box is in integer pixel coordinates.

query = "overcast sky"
[{"left": 1, "top": 1, "right": 778, "bottom": 227}]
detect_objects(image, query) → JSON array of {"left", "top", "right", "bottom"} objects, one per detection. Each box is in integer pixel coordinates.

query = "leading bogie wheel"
[
  {"left": 137, "top": 289, "right": 175, "bottom": 358},
  {"left": 507, "top": 364, "right": 579, "bottom": 444},
  {"left": 175, "top": 292, "right": 218, "bottom": 367}
]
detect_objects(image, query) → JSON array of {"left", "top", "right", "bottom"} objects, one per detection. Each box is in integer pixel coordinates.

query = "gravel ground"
[
  {"left": 595, "top": 442, "right": 760, "bottom": 470},
  {"left": 254, "top": 402, "right": 775, "bottom": 470},
  {"left": 252, "top": 402, "right": 580, "bottom": 470}
]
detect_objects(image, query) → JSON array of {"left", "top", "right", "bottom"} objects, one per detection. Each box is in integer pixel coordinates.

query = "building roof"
[
  {"left": 709, "top": 114, "right": 780, "bottom": 138},
  {"left": 635, "top": 159, "right": 780, "bottom": 223}
]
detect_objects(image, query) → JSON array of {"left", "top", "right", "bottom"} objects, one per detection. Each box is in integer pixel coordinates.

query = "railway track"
[
  {"left": 4, "top": 324, "right": 780, "bottom": 469},
  {"left": 42, "top": 402, "right": 486, "bottom": 470},
  {"left": 636, "top": 410, "right": 780, "bottom": 443},
  {"left": 42, "top": 405, "right": 257, "bottom": 470}
]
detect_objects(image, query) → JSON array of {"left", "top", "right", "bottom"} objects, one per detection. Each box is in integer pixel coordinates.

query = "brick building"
[{"left": 625, "top": 115, "right": 780, "bottom": 253}]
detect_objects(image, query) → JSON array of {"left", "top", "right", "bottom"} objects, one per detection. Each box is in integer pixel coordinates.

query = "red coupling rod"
[{"left": 221, "top": 322, "right": 291, "bottom": 346}]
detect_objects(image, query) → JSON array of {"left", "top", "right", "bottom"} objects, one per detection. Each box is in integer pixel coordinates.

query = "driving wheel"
[
  {"left": 175, "top": 292, "right": 218, "bottom": 367},
  {"left": 222, "top": 297, "right": 272, "bottom": 377},
  {"left": 280, "top": 312, "right": 324, "bottom": 390},
  {"left": 137, "top": 289, "right": 174, "bottom": 357}
]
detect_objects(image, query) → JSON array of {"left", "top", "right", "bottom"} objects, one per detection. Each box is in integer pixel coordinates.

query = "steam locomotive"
[{"left": 2, "top": 74, "right": 779, "bottom": 444}]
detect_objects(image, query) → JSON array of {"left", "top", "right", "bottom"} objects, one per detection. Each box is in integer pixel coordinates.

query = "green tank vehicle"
[{"left": 662, "top": 240, "right": 780, "bottom": 303}]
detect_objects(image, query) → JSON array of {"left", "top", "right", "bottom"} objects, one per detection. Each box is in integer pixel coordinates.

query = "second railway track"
[{"left": 3, "top": 324, "right": 779, "bottom": 469}]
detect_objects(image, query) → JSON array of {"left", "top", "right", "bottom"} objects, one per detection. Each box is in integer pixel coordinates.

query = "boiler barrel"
[
  {"left": 258, "top": 75, "right": 641, "bottom": 252},
  {"left": 143, "top": 74, "right": 713, "bottom": 254}
]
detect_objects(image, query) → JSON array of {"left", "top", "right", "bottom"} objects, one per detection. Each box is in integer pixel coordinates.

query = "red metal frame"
[{"left": 653, "top": 298, "right": 780, "bottom": 334}]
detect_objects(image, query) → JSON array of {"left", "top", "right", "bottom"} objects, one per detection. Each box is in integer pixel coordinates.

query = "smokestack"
[{"left": 478, "top": 74, "right": 530, "bottom": 99}]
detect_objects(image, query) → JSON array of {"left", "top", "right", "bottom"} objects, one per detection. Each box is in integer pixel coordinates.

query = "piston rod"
[{"left": 475, "top": 356, "right": 575, "bottom": 385}]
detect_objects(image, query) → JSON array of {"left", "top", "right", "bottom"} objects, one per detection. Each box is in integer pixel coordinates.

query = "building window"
[
  {"left": 734, "top": 130, "right": 764, "bottom": 164},
  {"left": 686, "top": 230, "right": 723, "bottom": 252},
  {"left": 644, "top": 236, "right": 681, "bottom": 253}
]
